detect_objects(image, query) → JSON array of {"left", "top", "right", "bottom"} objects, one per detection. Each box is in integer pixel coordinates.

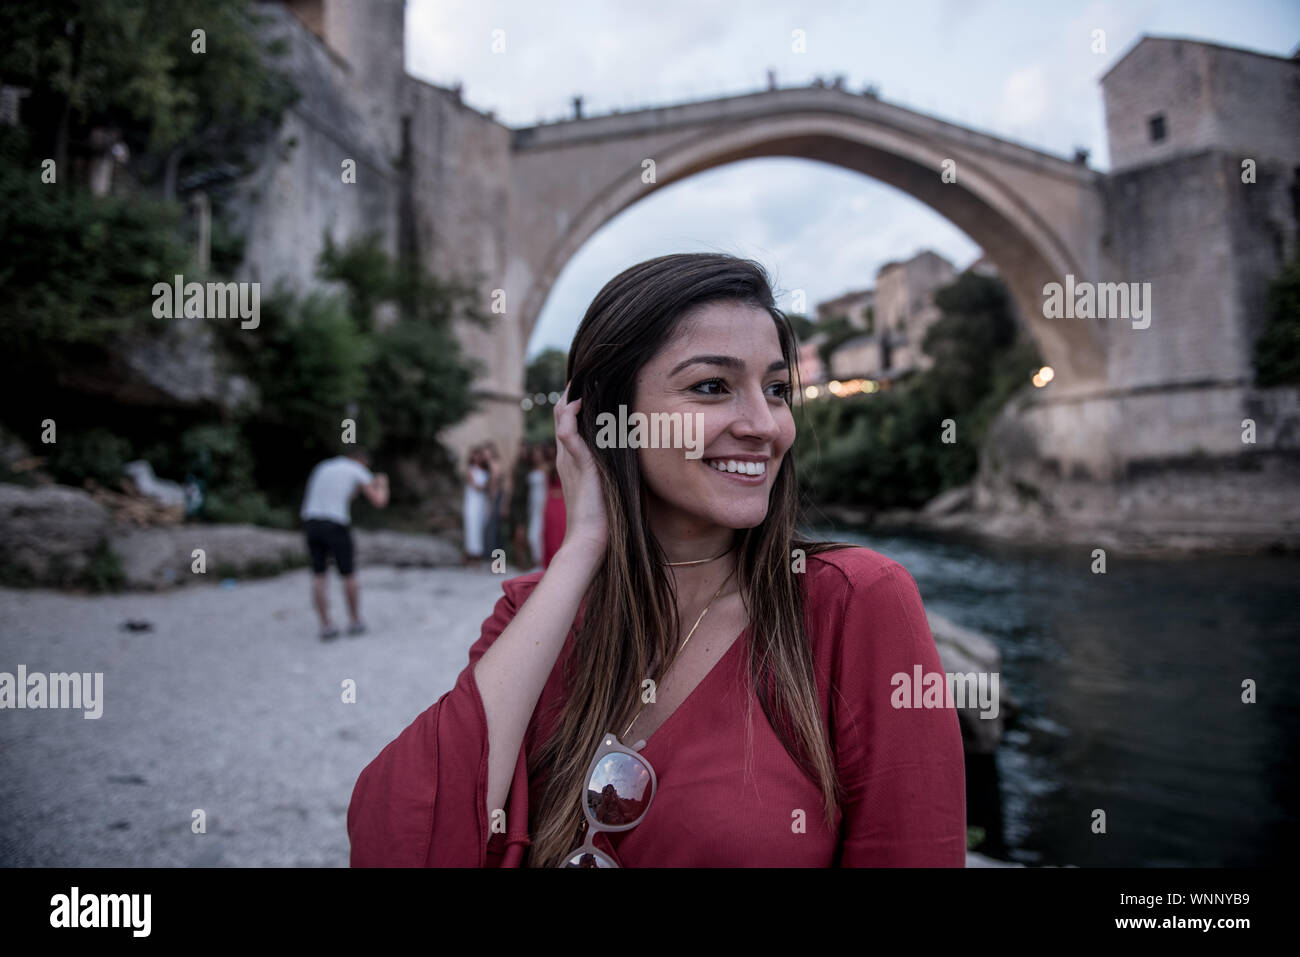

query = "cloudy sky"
[{"left": 403, "top": 0, "right": 1299, "bottom": 358}]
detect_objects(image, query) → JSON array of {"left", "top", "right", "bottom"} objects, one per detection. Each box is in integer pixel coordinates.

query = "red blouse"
[{"left": 347, "top": 545, "right": 967, "bottom": 866}]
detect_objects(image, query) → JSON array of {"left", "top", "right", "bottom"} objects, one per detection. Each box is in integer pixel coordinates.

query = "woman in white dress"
[
  {"left": 526, "top": 444, "right": 549, "bottom": 570},
  {"left": 462, "top": 446, "right": 490, "bottom": 565}
]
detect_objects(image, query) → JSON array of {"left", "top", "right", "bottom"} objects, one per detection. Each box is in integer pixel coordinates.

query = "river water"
[{"left": 813, "top": 525, "right": 1300, "bottom": 867}]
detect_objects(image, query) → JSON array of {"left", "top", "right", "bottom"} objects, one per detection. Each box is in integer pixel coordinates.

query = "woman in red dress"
[
  {"left": 540, "top": 445, "right": 565, "bottom": 569},
  {"left": 348, "top": 253, "right": 966, "bottom": 867}
]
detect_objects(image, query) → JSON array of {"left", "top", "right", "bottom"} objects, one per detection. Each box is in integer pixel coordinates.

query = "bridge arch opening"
[{"left": 515, "top": 111, "right": 1105, "bottom": 388}]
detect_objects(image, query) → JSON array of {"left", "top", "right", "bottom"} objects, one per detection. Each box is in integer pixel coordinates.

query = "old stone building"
[
  {"left": 872, "top": 250, "right": 957, "bottom": 375},
  {"left": 816, "top": 288, "right": 874, "bottom": 330},
  {"left": 821, "top": 250, "right": 956, "bottom": 381}
]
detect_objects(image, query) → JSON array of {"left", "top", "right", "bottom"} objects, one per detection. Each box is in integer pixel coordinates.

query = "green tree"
[
  {"left": 525, "top": 348, "right": 567, "bottom": 397},
  {"left": 1255, "top": 256, "right": 1300, "bottom": 387},
  {"left": 0, "top": 0, "right": 297, "bottom": 197},
  {"left": 0, "top": 0, "right": 296, "bottom": 440},
  {"left": 316, "top": 233, "right": 484, "bottom": 454},
  {"left": 522, "top": 347, "right": 567, "bottom": 441},
  {"left": 922, "top": 271, "right": 1018, "bottom": 411}
]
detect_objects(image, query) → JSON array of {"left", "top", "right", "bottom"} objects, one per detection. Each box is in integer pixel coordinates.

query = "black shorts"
[{"left": 304, "top": 519, "right": 355, "bottom": 575}]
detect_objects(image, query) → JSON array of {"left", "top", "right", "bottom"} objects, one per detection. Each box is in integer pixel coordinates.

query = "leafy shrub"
[
  {"left": 1255, "top": 256, "right": 1300, "bottom": 387},
  {"left": 46, "top": 427, "right": 133, "bottom": 486}
]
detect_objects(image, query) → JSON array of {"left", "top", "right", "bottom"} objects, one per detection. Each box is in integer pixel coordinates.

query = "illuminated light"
[
  {"left": 1037, "top": 365, "right": 1055, "bottom": 384},
  {"left": 1031, "top": 373, "right": 1045, "bottom": 388},
  {"left": 828, "top": 380, "right": 843, "bottom": 395},
  {"left": 866, "top": 380, "right": 878, "bottom": 393},
  {"left": 534, "top": 392, "right": 548, "bottom": 404},
  {"left": 521, "top": 397, "right": 534, "bottom": 410},
  {"left": 548, "top": 391, "right": 561, "bottom": 404},
  {"left": 805, "top": 385, "right": 820, "bottom": 399}
]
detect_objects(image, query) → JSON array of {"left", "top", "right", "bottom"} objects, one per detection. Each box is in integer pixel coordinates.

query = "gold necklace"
[
  {"left": 622, "top": 568, "right": 735, "bottom": 741},
  {"left": 663, "top": 544, "right": 734, "bottom": 567}
]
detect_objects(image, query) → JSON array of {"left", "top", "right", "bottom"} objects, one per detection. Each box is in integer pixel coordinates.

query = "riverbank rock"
[
  {"left": 928, "top": 611, "right": 1016, "bottom": 754},
  {"left": 922, "top": 484, "right": 973, "bottom": 516},
  {"left": 108, "top": 523, "right": 462, "bottom": 589},
  {"left": 110, "top": 524, "right": 305, "bottom": 588},
  {"left": 966, "top": 851, "right": 1025, "bottom": 867},
  {"left": 354, "top": 529, "right": 461, "bottom": 567},
  {"left": 0, "top": 484, "right": 111, "bottom": 585}
]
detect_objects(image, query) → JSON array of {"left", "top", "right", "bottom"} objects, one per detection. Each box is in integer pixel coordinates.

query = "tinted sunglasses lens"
[
  {"left": 585, "top": 752, "right": 652, "bottom": 826},
  {"left": 562, "top": 850, "right": 617, "bottom": 868}
]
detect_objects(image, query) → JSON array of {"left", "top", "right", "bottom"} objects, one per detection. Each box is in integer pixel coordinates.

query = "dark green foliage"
[
  {"left": 220, "top": 288, "right": 372, "bottom": 448},
  {"left": 46, "top": 427, "right": 132, "bottom": 486},
  {"left": 522, "top": 347, "right": 567, "bottom": 441},
  {"left": 1255, "top": 256, "right": 1300, "bottom": 387},
  {"left": 140, "top": 422, "right": 294, "bottom": 527},
  {"left": 200, "top": 489, "right": 294, "bottom": 529},
  {"left": 525, "top": 347, "right": 567, "bottom": 397},
  {"left": 0, "top": 130, "right": 188, "bottom": 352},
  {"left": 922, "top": 272, "right": 1018, "bottom": 411},
  {"left": 0, "top": 0, "right": 297, "bottom": 197},
  {"left": 364, "top": 319, "right": 477, "bottom": 452},
  {"left": 0, "top": 0, "right": 297, "bottom": 498},
  {"left": 316, "top": 233, "right": 484, "bottom": 462}
]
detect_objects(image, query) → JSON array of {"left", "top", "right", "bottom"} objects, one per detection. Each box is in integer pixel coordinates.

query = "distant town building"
[
  {"left": 828, "top": 334, "right": 885, "bottom": 381},
  {"left": 874, "top": 250, "right": 956, "bottom": 350},
  {"left": 815, "top": 288, "right": 874, "bottom": 330},
  {"left": 818, "top": 250, "right": 957, "bottom": 383}
]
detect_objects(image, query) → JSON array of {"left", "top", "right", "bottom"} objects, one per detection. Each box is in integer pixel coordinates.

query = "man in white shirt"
[{"left": 301, "top": 449, "right": 389, "bottom": 639}]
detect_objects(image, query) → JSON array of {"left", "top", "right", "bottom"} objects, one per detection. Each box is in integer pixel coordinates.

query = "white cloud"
[{"left": 998, "top": 65, "right": 1051, "bottom": 131}]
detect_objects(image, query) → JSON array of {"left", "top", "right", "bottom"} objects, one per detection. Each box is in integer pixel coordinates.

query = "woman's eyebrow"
[{"left": 668, "top": 355, "right": 789, "bottom": 376}]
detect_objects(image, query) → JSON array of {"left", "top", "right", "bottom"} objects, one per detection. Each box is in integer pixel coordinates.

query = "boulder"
[
  {"left": 108, "top": 523, "right": 462, "bottom": 588},
  {"left": 110, "top": 524, "right": 305, "bottom": 589},
  {"left": 353, "top": 528, "right": 461, "bottom": 567},
  {"left": 922, "top": 484, "right": 973, "bottom": 516},
  {"left": 0, "top": 484, "right": 111, "bottom": 585},
  {"left": 966, "top": 851, "right": 1024, "bottom": 867},
  {"left": 928, "top": 610, "right": 1016, "bottom": 754}
]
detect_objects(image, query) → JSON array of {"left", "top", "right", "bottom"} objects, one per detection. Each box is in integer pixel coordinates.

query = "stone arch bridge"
[{"left": 507, "top": 85, "right": 1107, "bottom": 391}]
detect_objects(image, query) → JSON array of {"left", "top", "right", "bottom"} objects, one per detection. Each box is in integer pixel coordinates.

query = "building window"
[{"left": 1148, "top": 113, "right": 1166, "bottom": 143}]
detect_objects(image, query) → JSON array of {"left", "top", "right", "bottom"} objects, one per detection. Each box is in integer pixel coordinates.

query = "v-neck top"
[{"left": 347, "top": 545, "right": 967, "bottom": 867}]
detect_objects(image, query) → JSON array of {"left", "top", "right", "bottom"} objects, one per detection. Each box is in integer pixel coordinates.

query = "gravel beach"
[
  {"left": 0, "top": 565, "right": 512, "bottom": 867},
  {"left": 1, "top": 564, "right": 992, "bottom": 867}
]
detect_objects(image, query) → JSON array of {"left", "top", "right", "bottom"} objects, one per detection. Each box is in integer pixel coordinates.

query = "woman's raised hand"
[{"left": 552, "top": 382, "right": 608, "bottom": 556}]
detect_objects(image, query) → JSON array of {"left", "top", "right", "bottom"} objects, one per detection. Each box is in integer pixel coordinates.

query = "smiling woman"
[{"left": 347, "top": 252, "right": 966, "bottom": 867}]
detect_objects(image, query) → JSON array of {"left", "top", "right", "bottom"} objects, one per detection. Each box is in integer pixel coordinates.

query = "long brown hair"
[{"left": 526, "top": 252, "right": 853, "bottom": 866}]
